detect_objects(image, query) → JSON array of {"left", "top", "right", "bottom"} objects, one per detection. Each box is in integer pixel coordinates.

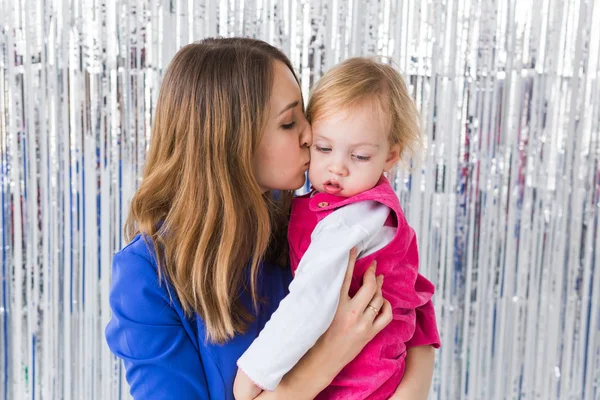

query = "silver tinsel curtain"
[{"left": 1, "top": 0, "right": 599, "bottom": 399}]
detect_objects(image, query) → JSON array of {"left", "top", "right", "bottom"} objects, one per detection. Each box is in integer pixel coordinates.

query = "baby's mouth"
[{"left": 323, "top": 180, "right": 343, "bottom": 194}]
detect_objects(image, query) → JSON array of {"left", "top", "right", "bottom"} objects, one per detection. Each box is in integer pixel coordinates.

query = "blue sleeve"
[{"left": 105, "top": 250, "right": 209, "bottom": 399}]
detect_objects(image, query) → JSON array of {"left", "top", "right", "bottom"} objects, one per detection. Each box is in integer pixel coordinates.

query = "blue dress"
[{"left": 105, "top": 234, "right": 292, "bottom": 399}]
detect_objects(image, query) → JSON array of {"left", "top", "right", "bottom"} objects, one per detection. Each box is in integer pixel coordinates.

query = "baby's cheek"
[
  {"left": 309, "top": 161, "right": 326, "bottom": 182},
  {"left": 307, "top": 167, "right": 318, "bottom": 183}
]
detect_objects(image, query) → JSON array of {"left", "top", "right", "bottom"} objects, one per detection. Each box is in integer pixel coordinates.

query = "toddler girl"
[{"left": 235, "top": 57, "right": 440, "bottom": 400}]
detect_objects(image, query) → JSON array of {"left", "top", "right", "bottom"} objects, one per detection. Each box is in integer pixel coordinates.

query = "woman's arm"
[
  {"left": 390, "top": 345, "right": 435, "bottom": 400},
  {"left": 105, "top": 250, "right": 210, "bottom": 399},
  {"left": 254, "top": 248, "right": 392, "bottom": 400}
]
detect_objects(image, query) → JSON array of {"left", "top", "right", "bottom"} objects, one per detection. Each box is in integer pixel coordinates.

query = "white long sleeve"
[{"left": 236, "top": 200, "right": 395, "bottom": 391}]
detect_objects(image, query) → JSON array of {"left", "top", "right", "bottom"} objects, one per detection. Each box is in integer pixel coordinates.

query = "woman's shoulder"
[
  {"left": 110, "top": 234, "right": 178, "bottom": 316},
  {"left": 117, "top": 233, "right": 156, "bottom": 262},
  {"left": 112, "top": 234, "right": 161, "bottom": 282}
]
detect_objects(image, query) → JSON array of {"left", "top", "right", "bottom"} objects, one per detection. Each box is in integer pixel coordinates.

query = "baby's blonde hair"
[{"left": 306, "top": 57, "right": 423, "bottom": 162}]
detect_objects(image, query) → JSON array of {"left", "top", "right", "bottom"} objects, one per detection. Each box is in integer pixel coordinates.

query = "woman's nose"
[{"left": 300, "top": 122, "right": 313, "bottom": 148}]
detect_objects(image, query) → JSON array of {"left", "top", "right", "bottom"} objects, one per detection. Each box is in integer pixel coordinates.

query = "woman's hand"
[
  {"left": 317, "top": 247, "right": 392, "bottom": 369},
  {"left": 256, "top": 247, "right": 392, "bottom": 399}
]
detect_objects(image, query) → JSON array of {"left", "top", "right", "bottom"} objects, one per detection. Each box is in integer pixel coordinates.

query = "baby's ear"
[{"left": 384, "top": 144, "right": 401, "bottom": 172}]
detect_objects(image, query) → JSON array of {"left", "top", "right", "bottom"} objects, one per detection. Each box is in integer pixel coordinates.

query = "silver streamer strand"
[{"left": 1, "top": 0, "right": 599, "bottom": 399}]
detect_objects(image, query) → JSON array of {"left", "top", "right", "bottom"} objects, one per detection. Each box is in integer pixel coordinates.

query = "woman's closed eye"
[{"left": 281, "top": 121, "right": 296, "bottom": 130}]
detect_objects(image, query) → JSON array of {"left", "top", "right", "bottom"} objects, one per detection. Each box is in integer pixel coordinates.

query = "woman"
[{"left": 105, "top": 37, "right": 437, "bottom": 399}]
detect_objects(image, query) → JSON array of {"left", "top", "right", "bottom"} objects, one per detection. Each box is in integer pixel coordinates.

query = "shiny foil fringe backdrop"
[{"left": 1, "top": 0, "right": 599, "bottom": 399}]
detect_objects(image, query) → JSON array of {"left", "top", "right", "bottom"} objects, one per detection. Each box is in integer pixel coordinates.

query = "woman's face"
[{"left": 254, "top": 61, "right": 312, "bottom": 192}]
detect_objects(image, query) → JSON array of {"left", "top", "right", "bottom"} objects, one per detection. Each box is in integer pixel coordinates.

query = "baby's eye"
[
  {"left": 353, "top": 154, "right": 371, "bottom": 161},
  {"left": 315, "top": 145, "right": 331, "bottom": 153}
]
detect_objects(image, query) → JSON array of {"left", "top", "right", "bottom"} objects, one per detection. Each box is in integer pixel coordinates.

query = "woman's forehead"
[{"left": 270, "top": 61, "right": 302, "bottom": 111}]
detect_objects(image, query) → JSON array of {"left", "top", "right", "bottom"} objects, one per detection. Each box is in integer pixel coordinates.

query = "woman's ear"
[{"left": 384, "top": 144, "right": 401, "bottom": 172}]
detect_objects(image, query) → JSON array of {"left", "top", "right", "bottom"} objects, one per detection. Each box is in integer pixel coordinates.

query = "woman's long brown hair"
[{"left": 124, "top": 38, "right": 295, "bottom": 343}]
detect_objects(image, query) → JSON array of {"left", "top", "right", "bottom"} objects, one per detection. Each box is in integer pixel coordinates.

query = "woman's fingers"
[
  {"left": 340, "top": 247, "right": 359, "bottom": 298},
  {"left": 372, "top": 299, "right": 393, "bottom": 332},
  {"left": 351, "top": 260, "right": 378, "bottom": 307},
  {"left": 363, "top": 275, "right": 385, "bottom": 320}
]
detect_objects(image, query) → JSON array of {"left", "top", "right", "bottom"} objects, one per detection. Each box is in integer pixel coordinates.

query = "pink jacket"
[{"left": 288, "top": 176, "right": 440, "bottom": 400}]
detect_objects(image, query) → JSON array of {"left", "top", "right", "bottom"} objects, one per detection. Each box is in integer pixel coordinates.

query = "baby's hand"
[{"left": 233, "top": 368, "right": 262, "bottom": 400}]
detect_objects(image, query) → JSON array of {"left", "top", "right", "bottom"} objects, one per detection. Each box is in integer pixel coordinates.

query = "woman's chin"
[
  {"left": 263, "top": 174, "right": 307, "bottom": 192},
  {"left": 288, "top": 176, "right": 307, "bottom": 191}
]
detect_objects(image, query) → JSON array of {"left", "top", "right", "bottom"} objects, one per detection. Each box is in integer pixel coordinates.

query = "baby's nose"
[{"left": 328, "top": 162, "right": 348, "bottom": 176}]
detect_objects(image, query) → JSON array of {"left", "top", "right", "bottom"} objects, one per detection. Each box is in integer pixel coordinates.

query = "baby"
[{"left": 235, "top": 57, "right": 439, "bottom": 400}]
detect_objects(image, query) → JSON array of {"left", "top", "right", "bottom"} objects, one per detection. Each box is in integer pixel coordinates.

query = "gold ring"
[{"left": 367, "top": 305, "right": 379, "bottom": 314}]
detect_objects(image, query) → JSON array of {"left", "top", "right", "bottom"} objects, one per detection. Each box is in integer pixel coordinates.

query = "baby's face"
[{"left": 308, "top": 101, "right": 400, "bottom": 197}]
